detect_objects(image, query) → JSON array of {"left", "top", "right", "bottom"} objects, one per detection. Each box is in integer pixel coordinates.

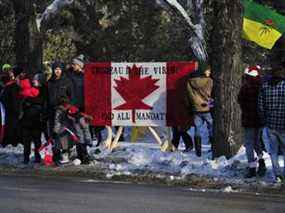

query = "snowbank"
[{"left": 0, "top": 127, "right": 282, "bottom": 187}]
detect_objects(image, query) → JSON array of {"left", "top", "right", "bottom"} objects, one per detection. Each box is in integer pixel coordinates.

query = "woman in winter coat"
[
  {"left": 47, "top": 61, "right": 74, "bottom": 136},
  {"left": 238, "top": 65, "right": 266, "bottom": 178},
  {"left": 19, "top": 73, "right": 47, "bottom": 164}
]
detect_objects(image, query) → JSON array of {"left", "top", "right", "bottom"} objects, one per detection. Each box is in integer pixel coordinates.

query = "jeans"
[
  {"left": 194, "top": 112, "right": 213, "bottom": 138},
  {"left": 267, "top": 128, "right": 285, "bottom": 177},
  {"left": 243, "top": 128, "right": 263, "bottom": 167},
  {"left": 261, "top": 127, "right": 271, "bottom": 154}
]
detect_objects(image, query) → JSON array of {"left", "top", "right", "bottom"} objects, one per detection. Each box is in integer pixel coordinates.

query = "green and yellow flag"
[{"left": 242, "top": 0, "right": 285, "bottom": 49}]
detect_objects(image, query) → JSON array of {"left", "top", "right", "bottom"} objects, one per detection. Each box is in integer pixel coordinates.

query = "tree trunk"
[
  {"left": 13, "top": 0, "right": 42, "bottom": 74},
  {"left": 210, "top": 0, "right": 243, "bottom": 158}
]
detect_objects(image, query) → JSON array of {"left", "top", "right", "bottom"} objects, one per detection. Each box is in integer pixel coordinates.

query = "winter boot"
[
  {"left": 182, "top": 132, "right": 193, "bottom": 152},
  {"left": 81, "top": 145, "right": 91, "bottom": 164},
  {"left": 76, "top": 144, "right": 90, "bottom": 164},
  {"left": 194, "top": 136, "right": 202, "bottom": 157},
  {"left": 183, "top": 147, "right": 193, "bottom": 153},
  {"left": 52, "top": 148, "right": 61, "bottom": 166},
  {"left": 257, "top": 159, "right": 267, "bottom": 177},
  {"left": 245, "top": 168, "right": 256, "bottom": 178},
  {"left": 60, "top": 151, "right": 70, "bottom": 164},
  {"left": 171, "top": 137, "right": 179, "bottom": 150}
]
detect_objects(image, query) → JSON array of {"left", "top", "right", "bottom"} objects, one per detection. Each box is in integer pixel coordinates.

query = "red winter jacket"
[{"left": 18, "top": 79, "right": 39, "bottom": 98}]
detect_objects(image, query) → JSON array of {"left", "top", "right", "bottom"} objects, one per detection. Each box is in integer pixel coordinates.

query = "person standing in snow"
[
  {"left": 258, "top": 62, "right": 285, "bottom": 182},
  {"left": 47, "top": 61, "right": 74, "bottom": 163},
  {"left": 0, "top": 69, "right": 21, "bottom": 147},
  {"left": 238, "top": 65, "right": 266, "bottom": 178},
  {"left": 47, "top": 61, "right": 73, "bottom": 134},
  {"left": 186, "top": 63, "right": 213, "bottom": 157},
  {"left": 67, "top": 55, "right": 104, "bottom": 145},
  {"left": 20, "top": 73, "right": 47, "bottom": 164},
  {"left": 67, "top": 55, "right": 96, "bottom": 148}
]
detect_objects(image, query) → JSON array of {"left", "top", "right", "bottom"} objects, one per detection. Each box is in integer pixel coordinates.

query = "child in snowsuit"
[{"left": 53, "top": 96, "right": 92, "bottom": 165}]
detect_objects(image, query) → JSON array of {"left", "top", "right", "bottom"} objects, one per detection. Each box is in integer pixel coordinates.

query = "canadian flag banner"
[{"left": 85, "top": 61, "right": 198, "bottom": 127}]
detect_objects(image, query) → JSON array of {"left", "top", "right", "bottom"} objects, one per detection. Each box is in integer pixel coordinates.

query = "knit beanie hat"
[
  {"left": 51, "top": 61, "right": 65, "bottom": 72},
  {"left": 244, "top": 65, "right": 261, "bottom": 77},
  {"left": 72, "top": 54, "right": 84, "bottom": 68},
  {"left": 2, "top": 64, "right": 12, "bottom": 72}
]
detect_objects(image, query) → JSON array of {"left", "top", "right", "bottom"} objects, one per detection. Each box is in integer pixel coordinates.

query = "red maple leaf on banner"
[{"left": 114, "top": 64, "right": 159, "bottom": 123}]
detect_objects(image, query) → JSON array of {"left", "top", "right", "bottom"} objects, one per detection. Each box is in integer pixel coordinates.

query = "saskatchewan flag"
[{"left": 242, "top": 0, "right": 285, "bottom": 49}]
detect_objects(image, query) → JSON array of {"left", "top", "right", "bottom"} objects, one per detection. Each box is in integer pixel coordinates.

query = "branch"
[
  {"left": 157, "top": 0, "right": 208, "bottom": 61},
  {"left": 36, "top": 0, "right": 74, "bottom": 31}
]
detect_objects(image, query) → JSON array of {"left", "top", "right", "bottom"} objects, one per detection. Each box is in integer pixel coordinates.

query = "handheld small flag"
[
  {"left": 39, "top": 139, "right": 54, "bottom": 166},
  {"left": 64, "top": 127, "right": 79, "bottom": 143}
]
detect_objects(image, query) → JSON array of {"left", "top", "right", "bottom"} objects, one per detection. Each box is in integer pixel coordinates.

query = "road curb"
[{"left": 1, "top": 164, "right": 285, "bottom": 196}]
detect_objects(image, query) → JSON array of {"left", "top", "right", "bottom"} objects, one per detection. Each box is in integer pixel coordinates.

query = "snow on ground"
[
  {"left": 91, "top": 141, "right": 278, "bottom": 184},
  {"left": 0, "top": 127, "right": 283, "bottom": 186}
]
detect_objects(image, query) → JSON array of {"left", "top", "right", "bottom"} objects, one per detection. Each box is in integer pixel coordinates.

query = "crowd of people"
[
  {"left": 0, "top": 58, "right": 285, "bottom": 182},
  {"left": 0, "top": 56, "right": 100, "bottom": 165},
  {"left": 238, "top": 62, "right": 285, "bottom": 182}
]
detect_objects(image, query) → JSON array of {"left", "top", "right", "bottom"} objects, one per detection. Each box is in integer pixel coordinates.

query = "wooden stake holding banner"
[
  {"left": 148, "top": 127, "right": 175, "bottom": 152},
  {"left": 109, "top": 126, "right": 124, "bottom": 149},
  {"left": 103, "top": 126, "right": 175, "bottom": 152},
  {"left": 103, "top": 126, "right": 124, "bottom": 150},
  {"left": 104, "top": 126, "right": 113, "bottom": 149}
]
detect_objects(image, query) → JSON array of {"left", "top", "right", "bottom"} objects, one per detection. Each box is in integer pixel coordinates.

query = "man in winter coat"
[
  {"left": 238, "top": 65, "right": 266, "bottom": 178},
  {"left": 68, "top": 55, "right": 85, "bottom": 111},
  {"left": 186, "top": 64, "right": 213, "bottom": 157},
  {"left": 68, "top": 55, "right": 104, "bottom": 144},
  {"left": 258, "top": 63, "right": 285, "bottom": 182}
]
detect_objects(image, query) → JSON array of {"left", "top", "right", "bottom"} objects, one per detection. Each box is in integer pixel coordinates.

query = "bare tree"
[{"left": 12, "top": 0, "right": 43, "bottom": 73}]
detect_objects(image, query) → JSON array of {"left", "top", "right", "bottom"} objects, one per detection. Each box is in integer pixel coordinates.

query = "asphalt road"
[{"left": 0, "top": 175, "right": 284, "bottom": 213}]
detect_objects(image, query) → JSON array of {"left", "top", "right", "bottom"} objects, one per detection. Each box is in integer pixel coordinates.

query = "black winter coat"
[
  {"left": 238, "top": 77, "right": 262, "bottom": 128},
  {"left": 0, "top": 81, "right": 21, "bottom": 146},
  {"left": 21, "top": 85, "right": 47, "bottom": 129},
  {"left": 68, "top": 71, "right": 84, "bottom": 111},
  {"left": 47, "top": 75, "right": 73, "bottom": 108}
]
